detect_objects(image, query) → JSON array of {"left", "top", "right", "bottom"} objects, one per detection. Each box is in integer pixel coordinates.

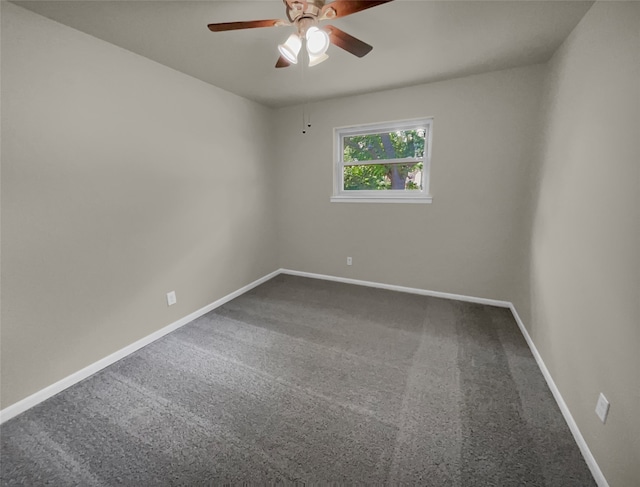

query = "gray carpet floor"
[{"left": 1, "top": 274, "right": 595, "bottom": 485}]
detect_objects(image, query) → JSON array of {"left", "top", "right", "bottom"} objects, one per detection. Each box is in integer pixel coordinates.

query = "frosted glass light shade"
[
  {"left": 278, "top": 33, "right": 302, "bottom": 64},
  {"left": 308, "top": 52, "right": 329, "bottom": 67},
  {"left": 305, "top": 26, "right": 330, "bottom": 56}
]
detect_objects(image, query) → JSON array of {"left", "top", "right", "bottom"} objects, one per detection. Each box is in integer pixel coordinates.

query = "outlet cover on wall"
[
  {"left": 347, "top": 257, "right": 353, "bottom": 266},
  {"left": 166, "top": 291, "right": 177, "bottom": 306},
  {"left": 595, "top": 393, "right": 610, "bottom": 423}
]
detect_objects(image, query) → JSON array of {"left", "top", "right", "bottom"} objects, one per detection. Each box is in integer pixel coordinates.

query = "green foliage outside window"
[{"left": 343, "top": 130, "right": 425, "bottom": 190}]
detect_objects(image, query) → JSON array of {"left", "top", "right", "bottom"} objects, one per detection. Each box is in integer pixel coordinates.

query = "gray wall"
[
  {"left": 514, "top": 3, "right": 640, "bottom": 485},
  {"left": 1, "top": 3, "right": 279, "bottom": 408},
  {"left": 274, "top": 65, "right": 544, "bottom": 301}
]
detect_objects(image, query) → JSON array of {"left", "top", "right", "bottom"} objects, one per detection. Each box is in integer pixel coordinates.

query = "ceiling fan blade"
[
  {"left": 321, "top": 0, "right": 394, "bottom": 20},
  {"left": 207, "top": 19, "right": 287, "bottom": 32},
  {"left": 275, "top": 55, "right": 291, "bottom": 68},
  {"left": 326, "top": 25, "right": 373, "bottom": 58}
]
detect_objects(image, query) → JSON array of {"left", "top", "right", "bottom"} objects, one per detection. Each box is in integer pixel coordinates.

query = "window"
[{"left": 332, "top": 118, "right": 433, "bottom": 203}]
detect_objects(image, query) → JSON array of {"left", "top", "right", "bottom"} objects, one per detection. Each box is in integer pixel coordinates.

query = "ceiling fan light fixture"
[
  {"left": 308, "top": 52, "right": 329, "bottom": 67},
  {"left": 278, "top": 33, "right": 302, "bottom": 64},
  {"left": 208, "top": 0, "right": 392, "bottom": 69},
  {"left": 305, "top": 26, "right": 330, "bottom": 56}
]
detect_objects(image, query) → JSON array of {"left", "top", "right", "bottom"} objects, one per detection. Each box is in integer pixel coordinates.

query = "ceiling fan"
[{"left": 207, "top": 0, "right": 395, "bottom": 68}]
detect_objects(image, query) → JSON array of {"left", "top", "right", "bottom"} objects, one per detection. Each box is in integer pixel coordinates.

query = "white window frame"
[{"left": 331, "top": 117, "right": 433, "bottom": 204}]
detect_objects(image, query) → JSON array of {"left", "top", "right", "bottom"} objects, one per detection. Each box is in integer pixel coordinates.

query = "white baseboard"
[
  {"left": 508, "top": 305, "right": 609, "bottom": 487},
  {"left": 0, "top": 267, "right": 608, "bottom": 487},
  {"left": 280, "top": 268, "right": 512, "bottom": 308},
  {"left": 0, "top": 269, "right": 281, "bottom": 424}
]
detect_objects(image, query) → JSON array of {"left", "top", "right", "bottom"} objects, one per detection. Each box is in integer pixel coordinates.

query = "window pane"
[
  {"left": 343, "top": 129, "right": 425, "bottom": 162},
  {"left": 343, "top": 163, "right": 423, "bottom": 191}
]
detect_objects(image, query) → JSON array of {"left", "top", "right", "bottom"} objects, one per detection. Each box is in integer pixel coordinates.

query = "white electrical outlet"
[
  {"left": 595, "top": 393, "right": 610, "bottom": 423},
  {"left": 347, "top": 256, "right": 353, "bottom": 266},
  {"left": 166, "top": 291, "right": 177, "bottom": 306}
]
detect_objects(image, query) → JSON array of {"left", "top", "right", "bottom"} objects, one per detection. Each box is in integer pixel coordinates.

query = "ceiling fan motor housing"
[{"left": 284, "top": 0, "right": 331, "bottom": 25}]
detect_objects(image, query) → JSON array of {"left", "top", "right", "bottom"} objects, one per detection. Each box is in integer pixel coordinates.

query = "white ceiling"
[{"left": 13, "top": 0, "right": 593, "bottom": 107}]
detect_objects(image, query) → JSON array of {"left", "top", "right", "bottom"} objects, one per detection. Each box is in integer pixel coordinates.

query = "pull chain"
[
  {"left": 299, "top": 47, "right": 313, "bottom": 134},
  {"left": 301, "top": 50, "right": 307, "bottom": 134},
  {"left": 302, "top": 104, "right": 307, "bottom": 134}
]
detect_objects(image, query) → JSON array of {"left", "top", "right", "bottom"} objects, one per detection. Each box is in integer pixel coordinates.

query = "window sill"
[{"left": 330, "top": 195, "right": 433, "bottom": 204}]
